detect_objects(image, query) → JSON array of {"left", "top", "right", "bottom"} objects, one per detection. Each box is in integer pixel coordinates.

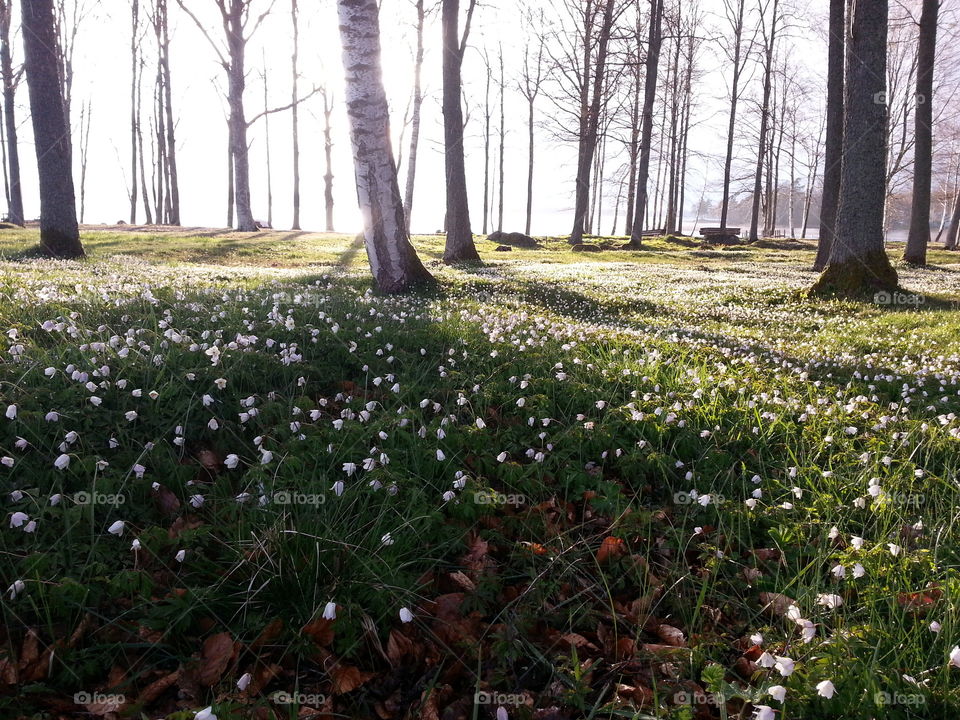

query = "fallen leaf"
[{"left": 198, "top": 632, "right": 235, "bottom": 686}]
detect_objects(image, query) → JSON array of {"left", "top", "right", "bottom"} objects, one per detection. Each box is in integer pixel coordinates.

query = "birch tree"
[{"left": 336, "top": 0, "right": 433, "bottom": 292}]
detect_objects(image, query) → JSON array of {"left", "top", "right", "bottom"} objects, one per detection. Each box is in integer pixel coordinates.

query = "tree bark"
[
  {"left": 812, "top": 0, "right": 897, "bottom": 294},
  {"left": 155, "top": 0, "right": 179, "bottom": 224},
  {"left": 403, "top": 0, "right": 424, "bottom": 232},
  {"left": 945, "top": 191, "right": 960, "bottom": 250},
  {"left": 290, "top": 0, "right": 300, "bottom": 229},
  {"left": 322, "top": 86, "right": 334, "bottom": 232},
  {"left": 441, "top": 0, "right": 480, "bottom": 262},
  {"left": 21, "top": 0, "right": 82, "bottom": 256},
  {"left": 718, "top": 0, "right": 747, "bottom": 231},
  {"left": 814, "top": 0, "right": 844, "bottom": 269},
  {"left": 749, "top": 0, "right": 778, "bottom": 242},
  {"left": 0, "top": 0, "right": 23, "bottom": 225},
  {"left": 336, "top": 0, "right": 433, "bottom": 292},
  {"left": 497, "top": 44, "right": 504, "bottom": 233},
  {"left": 569, "top": 0, "right": 615, "bottom": 245},
  {"left": 628, "top": 0, "right": 663, "bottom": 246},
  {"left": 904, "top": 0, "right": 939, "bottom": 265}
]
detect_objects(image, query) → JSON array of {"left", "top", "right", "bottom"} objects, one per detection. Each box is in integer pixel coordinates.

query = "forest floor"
[{"left": 1, "top": 226, "right": 959, "bottom": 719}]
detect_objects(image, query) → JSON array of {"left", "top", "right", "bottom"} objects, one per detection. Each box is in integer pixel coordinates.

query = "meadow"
[{"left": 1, "top": 226, "right": 959, "bottom": 719}]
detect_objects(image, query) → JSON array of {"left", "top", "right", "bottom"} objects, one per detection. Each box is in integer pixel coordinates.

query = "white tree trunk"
[{"left": 337, "top": 0, "right": 433, "bottom": 293}]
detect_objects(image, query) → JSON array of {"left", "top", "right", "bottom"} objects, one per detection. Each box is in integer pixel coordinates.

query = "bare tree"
[
  {"left": 519, "top": 7, "right": 546, "bottom": 236},
  {"left": 176, "top": 0, "right": 277, "bottom": 232},
  {"left": 441, "top": 0, "right": 480, "bottom": 262},
  {"left": 335, "top": 0, "right": 433, "bottom": 292},
  {"left": 322, "top": 85, "right": 334, "bottom": 232},
  {"left": 904, "top": 0, "right": 940, "bottom": 265},
  {"left": 812, "top": 0, "right": 897, "bottom": 294},
  {"left": 814, "top": 0, "right": 843, "bottom": 268},
  {"left": 497, "top": 43, "right": 505, "bottom": 233},
  {"left": 403, "top": 0, "right": 425, "bottom": 232},
  {"left": 628, "top": 0, "right": 663, "bottom": 246},
  {"left": 290, "top": 0, "right": 300, "bottom": 229},
  {"left": 748, "top": 0, "right": 779, "bottom": 242},
  {"left": 78, "top": 97, "right": 91, "bottom": 222},
  {"left": 0, "top": 0, "right": 23, "bottom": 225},
  {"left": 20, "top": 0, "right": 82, "bottom": 256}
]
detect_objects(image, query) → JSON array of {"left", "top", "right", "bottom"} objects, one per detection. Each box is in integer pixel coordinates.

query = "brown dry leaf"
[
  {"left": 448, "top": 571, "right": 476, "bottom": 591},
  {"left": 558, "top": 633, "right": 599, "bottom": 652},
  {"left": 386, "top": 629, "right": 417, "bottom": 664},
  {"left": 19, "top": 628, "right": 40, "bottom": 669},
  {"left": 197, "top": 449, "right": 223, "bottom": 472},
  {"left": 136, "top": 669, "right": 180, "bottom": 706},
  {"left": 153, "top": 484, "right": 181, "bottom": 516},
  {"left": 656, "top": 624, "right": 687, "bottom": 647},
  {"left": 417, "top": 688, "right": 441, "bottom": 720},
  {"left": 597, "top": 536, "right": 627, "bottom": 564},
  {"left": 461, "top": 534, "right": 490, "bottom": 573},
  {"left": 168, "top": 514, "right": 203, "bottom": 538},
  {"left": 198, "top": 632, "right": 236, "bottom": 687},
  {"left": 84, "top": 694, "right": 125, "bottom": 716},
  {"left": 302, "top": 617, "right": 335, "bottom": 648},
  {"left": 330, "top": 665, "right": 373, "bottom": 695},
  {"left": 67, "top": 613, "right": 95, "bottom": 649},
  {"left": 247, "top": 662, "right": 283, "bottom": 695},
  {"left": 250, "top": 618, "right": 284, "bottom": 650},
  {"left": 0, "top": 656, "right": 17, "bottom": 685},
  {"left": 759, "top": 592, "right": 797, "bottom": 617}
]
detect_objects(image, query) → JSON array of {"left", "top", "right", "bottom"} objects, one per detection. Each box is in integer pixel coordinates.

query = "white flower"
[
  {"left": 887, "top": 543, "right": 901, "bottom": 557},
  {"left": 5, "top": 404, "right": 16, "bottom": 419},
  {"left": 195, "top": 708, "right": 217, "bottom": 720},
  {"left": 342, "top": 462, "right": 357, "bottom": 476},
  {"left": 215, "top": 378, "right": 227, "bottom": 389},
  {"left": 436, "top": 449, "right": 446, "bottom": 461},
  {"left": 753, "top": 705, "right": 775, "bottom": 720},
  {"left": 750, "top": 633, "right": 763, "bottom": 645},
  {"left": 817, "top": 593, "right": 843, "bottom": 609},
  {"left": 331, "top": 481, "right": 344, "bottom": 496},
  {"left": 929, "top": 621, "right": 941, "bottom": 633},
  {"left": 815, "top": 680, "right": 836, "bottom": 699},
  {"left": 23, "top": 520, "right": 36, "bottom": 533},
  {"left": 852, "top": 563, "right": 865, "bottom": 578},
  {"left": 237, "top": 672, "right": 251, "bottom": 691},
  {"left": 851, "top": 536, "right": 864, "bottom": 550},
  {"left": 950, "top": 646, "right": 960, "bottom": 668},
  {"left": 7, "top": 579, "right": 25, "bottom": 599},
  {"left": 175, "top": 549, "right": 186, "bottom": 562},
  {"left": 831, "top": 564, "right": 846, "bottom": 579},
  {"left": 768, "top": 685, "right": 786, "bottom": 702},
  {"left": 225, "top": 454, "right": 239, "bottom": 469},
  {"left": 9, "top": 511, "right": 28, "bottom": 528},
  {"left": 54, "top": 453, "right": 71, "bottom": 470},
  {"left": 45, "top": 411, "right": 59, "bottom": 422},
  {"left": 496, "top": 707, "right": 509, "bottom": 720},
  {"left": 476, "top": 418, "right": 486, "bottom": 429},
  {"left": 774, "top": 656, "right": 795, "bottom": 677},
  {"left": 497, "top": 451, "right": 508, "bottom": 462},
  {"left": 322, "top": 601, "right": 337, "bottom": 620},
  {"left": 131, "top": 539, "right": 141, "bottom": 551},
  {"left": 107, "top": 520, "right": 125, "bottom": 536},
  {"left": 381, "top": 532, "right": 394, "bottom": 546},
  {"left": 207, "top": 418, "right": 219, "bottom": 430},
  {"left": 399, "top": 607, "right": 414, "bottom": 623},
  {"left": 758, "top": 652, "right": 776, "bottom": 668}
]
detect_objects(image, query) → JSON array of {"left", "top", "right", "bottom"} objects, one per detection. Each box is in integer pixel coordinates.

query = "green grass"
[{"left": 1, "top": 227, "right": 959, "bottom": 719}]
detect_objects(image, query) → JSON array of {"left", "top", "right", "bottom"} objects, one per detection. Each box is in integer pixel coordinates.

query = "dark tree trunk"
[
  {"left": 482, "top": 55, "right": 490, "bottom": 234},
  {"left": 20, "top": 0, "right": 81, "bottom": 256},
  {"left": 904, "top": 0, "right": 939, "bottom": 265},
  {"left": 441, "top": 0, "right": 480, "bottom": 263},
  {"left": 628, "top": 0, "right": 663, "bottom": 246},
  {"left": 155, "top": 0, "right": 179, "bottom": 224},
  {"left": 812, "top": 0, "right": 897, "bottom": 294},
  {"left": 497, "top": 45, "right": 504, "bottom": 233},
  {"left": 815, "top": 0, "right": 844, "bottom": 269},
  {"left": 0, "top": 1, "right": 23, "bottom": 225},
  {"left": 226, "top": 5, "right": 255, "bottom": 231},
  {"left": 129, "top": 0, "right": 139, "bottom": 224},
  {"left": 569, "top": 0, "right": 615, "bottom": 245},
  {"left": 663, "top": 14, "right": 682, "bottom": 236}
]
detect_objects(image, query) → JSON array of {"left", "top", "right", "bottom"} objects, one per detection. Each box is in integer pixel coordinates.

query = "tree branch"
[{"left": 246, "top": 84, "right": 323, "bottom": 126}]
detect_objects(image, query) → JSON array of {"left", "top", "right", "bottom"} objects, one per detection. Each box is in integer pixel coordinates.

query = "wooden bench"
[
  {"left": 639, "top": 228, "right": 665, "bottom": 237},
  {"left": 699, "top": 227, "right": 741, "bottom": 243}
]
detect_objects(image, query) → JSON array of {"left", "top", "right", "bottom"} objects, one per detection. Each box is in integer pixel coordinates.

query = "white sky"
[{"left": 7, "top": 0, "right": 839, "bottom": 235}]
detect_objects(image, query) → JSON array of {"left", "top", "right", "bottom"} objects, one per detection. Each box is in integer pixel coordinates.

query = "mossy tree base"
[{"left": 809, "top": 250, "right": 898, "bottom": 298}]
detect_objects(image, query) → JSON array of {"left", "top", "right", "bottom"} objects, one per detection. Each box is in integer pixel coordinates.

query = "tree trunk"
[
  {"left": 497, "top": 45, "right": 504, "bottom": 233},
  {"left": 290, "top": 0, "right": 301, "bottom": 230},
  {"left": 156, "top": 0, "right": 179, "bottom": 225},
  {"left": 624, "top": 60, "right": 640, "bottom": 235},
  {"left": 815, "top": 0, "right": 844, "bottom": 269},
  {"left": 482, "top": 53, "right": 490, "bottom": 235},
  {"left": 223, "top": 3, "right": 255, "bottom": 231},
  {"left": 749, "top": 0, "right": 778, "bottom": 242},
  {"left": 570, "top": 0, "right": 615, "bottom": 245},
  {"left": 719, "top": 0, "right": 747, "bottom": 231},
  {"left": 0, "top": 1, "right": 23, "bottom": 225},
  {"left": 628, "top": 0, "right": 663, "bottom": 246},
  {"left": 904, "top": 0, "right": 939, "bottom": 265},
  {"left": 441, "top": 0, "right": 480, "bottom": 262},
  {"left": 129, "top": 0, "right": 139, "bottom": 224},
  {"left": 663, "top": 15, "right": 682, "bottom": 236},
  {"left": 78, "top": 99, "right": 91, "bottom": 223},
  {"left": 403, "top": 0, "right": 424, "bottom": 232},
  {"left": 525, "top": 92, "right": 535, "bottom": 236},
  {"left": 226, "top": 139, "right": 233, "bottom": 228},
  {"left": 812, "top": 0, "right": 897, "bottom": 294},
  {"left": 322, "top": 87, "right": 334, "bottom": 232},
  {"left": 21, "top": 0, "right": 82, "bottom": 256},
  {"left": 263, "top": 65, "right": 273, "bottom": 229},
  {"left": 336, "top": 0, "right": 433, "bottom": 292},
  {"left": 945, "top": 191, "right": 960, "bottom": 250}
]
